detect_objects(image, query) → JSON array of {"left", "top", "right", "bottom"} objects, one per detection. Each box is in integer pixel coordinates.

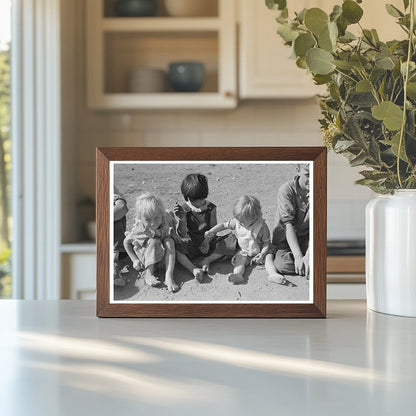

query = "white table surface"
[{"left": 0, "top": 300, "right": 415, "bottom": 416}]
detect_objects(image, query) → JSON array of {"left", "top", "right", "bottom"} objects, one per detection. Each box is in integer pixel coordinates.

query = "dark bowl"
[
  {"left": 168, "top": 62, "right": 205, "bottom": 92},
  {"left": 114, "top": 0, "right": 158, "bottom": 17}
]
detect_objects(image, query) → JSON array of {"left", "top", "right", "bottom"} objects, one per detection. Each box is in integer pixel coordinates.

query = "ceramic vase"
[{"left": 366, "top": 190, "right": 416, "bottom": 317}]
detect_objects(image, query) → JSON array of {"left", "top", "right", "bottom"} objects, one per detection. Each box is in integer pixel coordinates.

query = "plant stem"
[{"left": 397, "top": 0, "right": 415, "bottom": 188}]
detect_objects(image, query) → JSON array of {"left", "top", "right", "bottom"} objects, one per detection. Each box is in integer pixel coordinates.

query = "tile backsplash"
[
  {"left": 63, "top": 0, "right": 374, "bottom": 242},
  {"left": 72, "top": 100, "right": 374, "bottom": 241}
]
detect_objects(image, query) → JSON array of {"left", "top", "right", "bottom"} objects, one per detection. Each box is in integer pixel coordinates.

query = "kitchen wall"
[{"left": 61, "top": 0, "right": 374, "bottom": 243}]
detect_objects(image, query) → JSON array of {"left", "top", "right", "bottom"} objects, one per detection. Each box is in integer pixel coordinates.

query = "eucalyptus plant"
[{"left": 266, "top": 0, "right": 416, "bottom": 193}]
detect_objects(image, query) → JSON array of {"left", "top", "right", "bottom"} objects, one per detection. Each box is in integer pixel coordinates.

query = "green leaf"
[
  {"left": 389, "top": 132, "right": 409, "bottom": 162},
  {"left": 266, "top": 0, "right": 287, "bottom": 11},
  {"left": 385, "top": 4, "right": 404, "bottom": 18},
  {"left": 360, "top": 170, "right": 391, "bottom": 181},
  {"left": 401, "top": 61, "right": 416, "bottom": 76},
  {"left": 296, "top": 8, "right": 307, "bottom": 23},
  {"left": 350, "top": 54, "right": 368, "bottom": 70},
  {"left": 375, "top": 55, "right": 395, "bottom": 70},
  {"left": 356, "top": 79, "right": 372, "bottom": 92},
  {"left": 334, "top": 139, "right": 355, "bottom": 151},
  {"left": 328, "top": 21, "right": 338, "bottom": 45},
  {"left": 330, "top": 5, "right": 342, "bottom": 22},
  {"left": 363, "top": 29, "right": 376, "bottom": 46},
  {"left": 294, "top": 33, "right": 316, "bottom": 58},
  {"left": 304, "top": 8, "right": 328, "bottom": 35},
  {"left": 318, "top": 27, "right": 334, "bottom": 52},
  {"left": 306, "top": 48, "right": 335, "bottom": 75},
  {"left": 372, "top": 101, "right": 404, "bottom": 131},
  {"left": 403, "top": 0, "right": 409, "bottom": 10},
  {"left": 336, "top": 15, "right": 348, "bottom": 36},
  {"left": 296, "top": 57, "right": 308, "bottom": 69},
  {"left": 371, "top": 29, "right": 380, "bottom": 43},
  {"left": 342, "top": 0, "right": 363, "bottom": 24},
  {"left": 350, "top": 151, "right": 368, "bottom": 167},
  {"left": 277, "top": 23, "right": 298, "bottom": 43},
  {"left": 333, "top": 60, "right": 352, "bottom": 70},
  {"left": 407, "top": 82, "right": 416, "bottom": 99},
  {"left": 313, "top": 74, "right": 332, "bottom": 85}
]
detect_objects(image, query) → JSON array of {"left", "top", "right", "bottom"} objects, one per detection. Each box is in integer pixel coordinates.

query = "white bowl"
[
  {"left": 164, "top": 0, "right": 217, "bottom": 17},
  {"left": 128, "top": 68, "right": 167, "bottom": 93}
]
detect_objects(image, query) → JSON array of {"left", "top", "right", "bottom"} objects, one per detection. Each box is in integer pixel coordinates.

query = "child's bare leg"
[
  {"left": 114, "top": 251, "right": 126, "bottom": 287},
  {"left": 164, "top": 238, "right": 178, "bottom": 292},
  {"left": 199, "top": 253, "right": 224, "bottom": 272},
  {"left": 228, "top": 254, "right": 247, "bottom": 284},
  {"left": 144, "top": 264, "right": 160, "bottom": 287},
  {"left": 265, "top": 253, "right": 295, "bottom": 286},
  {"left": 176, "top": 251, "right": 205, "bottom": 282}
]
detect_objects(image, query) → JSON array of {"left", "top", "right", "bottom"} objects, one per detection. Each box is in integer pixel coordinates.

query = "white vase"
[{"left": 366, "top": 190, "right": 416, "bottom": 317}]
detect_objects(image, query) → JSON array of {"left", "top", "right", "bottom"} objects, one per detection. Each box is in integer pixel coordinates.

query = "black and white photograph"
[{"left": 110, "top": 161, "right": 313, "bottom": 304}]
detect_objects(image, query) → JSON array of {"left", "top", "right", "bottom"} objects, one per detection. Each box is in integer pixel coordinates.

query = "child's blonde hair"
[
  {"left": 233, "top": 195, "right": 262, "bottom": 222},
  {"left": 135, "top": 193, "right": 165, "bottom": 221}
]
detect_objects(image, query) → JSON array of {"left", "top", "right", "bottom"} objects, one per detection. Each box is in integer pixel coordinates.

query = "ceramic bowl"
[
  {"left": 168, "top": 62, "right": 205, "bottom": 92},
  {"left": 114, "top": 0, "right": 158, "bottom": 17},
  {"left": 164, "top": 0, "right": 217, "bottom": 17},
  {"left": 128, "top": 68, "right": 167, "bottom": 93},
  {"left": 86, "top": 221, "right": 96, "bottom": 241}
]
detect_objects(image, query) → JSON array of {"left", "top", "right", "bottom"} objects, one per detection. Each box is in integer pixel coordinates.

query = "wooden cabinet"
[
  {"left": 61, "top": 245, "right": 96, "bottom": 300},
  {"left": 238, "top": 0, "right": 404, "bottom": 99},
  {"left": 238, "top": 0, "right": 325, "bottom": 99},
  {"left": 86, "top": 0, "right": 237, "bottom": 109}
]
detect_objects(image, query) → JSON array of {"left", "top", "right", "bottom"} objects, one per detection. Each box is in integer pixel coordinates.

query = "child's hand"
[
  {"left": 200, "top": 238, "right": 210, "bottom": 254},
  {"left": 132, "top": 259, "right": 141, "bottom": 270},
  {"left": 251, "top": 253, "right": 264, "bottom": 265},
  {"left": 173, "top": 202, "right": 185, "bottom": 219},
  {"left": 294, "top": 255, "right": 305, "bottom": 276}
]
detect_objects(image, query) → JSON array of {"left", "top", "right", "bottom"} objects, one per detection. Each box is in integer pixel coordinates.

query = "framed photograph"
[{"left": 96, "top": 147, "right": 327, "bottom": 318}]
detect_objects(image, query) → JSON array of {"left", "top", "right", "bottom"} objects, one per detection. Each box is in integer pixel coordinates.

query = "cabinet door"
[
  {"left": 62, "top": 253, "right": 96, "bottom": 300},
  {"left": 239, "top": 0, "right": 404, "bottom": 99},
  {"left": 239, "top": 0, "right": 326, "bottom": 99}
]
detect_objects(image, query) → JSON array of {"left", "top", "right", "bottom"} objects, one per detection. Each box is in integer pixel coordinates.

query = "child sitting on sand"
[
  {"left": 114, "top": 189, "right": 129, "bottom": 287},
  {"left": 174, "top": 173, "right": 236, "bottom": 282},
  {"left": 204, "top": 195, "right": 270, "bottom": 284},
  {"left": 124, "top": 193, "right": 178, "bottom": 292},
  {"left": 265, "top": 164, "right": 309, "bottom": 285}
]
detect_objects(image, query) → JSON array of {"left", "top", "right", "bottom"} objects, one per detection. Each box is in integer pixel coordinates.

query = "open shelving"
[{"left": 86, "top": 0, "right": 237, "bottom": 109}]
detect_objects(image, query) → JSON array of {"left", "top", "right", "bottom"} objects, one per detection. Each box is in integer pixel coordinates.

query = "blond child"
[
  {"left": 204, "top": 195, "right": 271, "bottom": 284},
  {"left": 124, "top": 193, "right": 178, "bottom": 292}
]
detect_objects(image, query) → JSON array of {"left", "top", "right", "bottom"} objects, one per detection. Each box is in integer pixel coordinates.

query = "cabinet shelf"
[
  {"left": 86, "top": 0, "right": 236, "bottom": 109},
  {"left": 101, "top": 17, "right": 221, "bottom": 32},
  {"left": 89, "top": 92, "right": 234, "bottom": 110}
]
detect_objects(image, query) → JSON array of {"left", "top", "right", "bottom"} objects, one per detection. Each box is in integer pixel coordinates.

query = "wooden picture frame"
[{"left": 96, "top": 147, "right": 327, "bottom": 317}]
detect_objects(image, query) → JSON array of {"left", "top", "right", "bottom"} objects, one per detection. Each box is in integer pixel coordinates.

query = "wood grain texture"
[{"left": 96, "top": 147, "right": 327, "bottom": 318}]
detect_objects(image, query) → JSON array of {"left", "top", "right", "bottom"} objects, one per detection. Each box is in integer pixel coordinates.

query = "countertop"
[{"left": 0, "top": 300, "right": 415, "bottom": 415}]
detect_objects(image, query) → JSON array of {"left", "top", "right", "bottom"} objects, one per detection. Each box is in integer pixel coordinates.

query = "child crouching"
[
  {"left": 124, "top": 193, "right": 178, "bottom": 292},
  {"left": 205, "top": 195, "right": 270, "bottom": 284}
]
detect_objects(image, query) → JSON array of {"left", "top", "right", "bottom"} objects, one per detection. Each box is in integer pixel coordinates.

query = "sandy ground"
[{"left": 113, "top": 163, "right": 310, "bottom": 302}]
